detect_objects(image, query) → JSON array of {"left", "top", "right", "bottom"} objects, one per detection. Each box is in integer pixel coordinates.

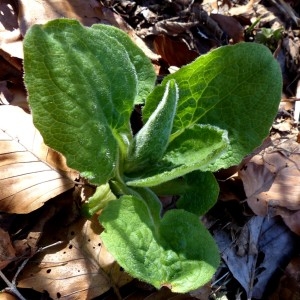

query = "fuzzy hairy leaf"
[
  {"left": 143, "top": 42, "right": 282, "bottom": 171},
  {"left": 23, "top": 19, "right": 283, "bottom": 294},
  {"left": 125, "top": 79, "right": 178, "bottom": 172},
  {"left": 23, "top": 19, "right": 156, "bottom": 185},
  {"left": 100, "top": 195, "right": 219, "bottom": 293},
  {"left": 126, "top": 124, "right": 228, "bottom": 186}
]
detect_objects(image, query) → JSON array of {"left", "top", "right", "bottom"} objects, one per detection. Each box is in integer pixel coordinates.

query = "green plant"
[
  {"left": 23, "top": 19, "right": 282, "bottom": 293},
  {"left": 255, "top": 27, "right": 283, "bottom": 51}
]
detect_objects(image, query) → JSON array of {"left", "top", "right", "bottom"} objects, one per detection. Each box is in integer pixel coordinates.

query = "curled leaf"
[
  {"left": 126, "top": 124, "right": 228, "bottom": 187},
  {"left": 125, "top": 79, "right": 178, "bottom": 172}
]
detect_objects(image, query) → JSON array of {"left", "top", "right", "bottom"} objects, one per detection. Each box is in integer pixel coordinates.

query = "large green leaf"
[
  {"left": 143, "top": 42, "right": 282, "bottom": 171},
  {"left": 23, "top": 19, "right": 156, "bottom": 185},
  {"left": 100, "top": 195, "right": 219, "bottom": 293},
  {"left": 126, "top": 124, "right": 228, "bottom": 186}
]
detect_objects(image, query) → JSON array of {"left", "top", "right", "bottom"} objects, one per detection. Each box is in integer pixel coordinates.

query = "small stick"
[
  {"left": 12, "top": 241, "right": 64, "bottom": 285},
  {"left": 0, "top": 270, "right": 27, "bottom": 300},
  {"left": 1, "top": 241, "right": 64, "bottom": 300}
]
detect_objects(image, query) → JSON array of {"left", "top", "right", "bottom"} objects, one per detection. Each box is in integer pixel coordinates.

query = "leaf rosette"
[{"left": 23, "top": 19, "right": 282, "bottom": 293}]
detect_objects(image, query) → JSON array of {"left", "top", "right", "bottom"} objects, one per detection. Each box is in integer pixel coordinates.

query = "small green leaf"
[
  {"left": 125, "top": 79, "right": 178, "bottom": 172},
  {"left": 100, "top": 195, "right": 219, "bottom": 293},
  {"left": 126, "top": 124, "right": 228, "bottom": 187},
  {"left": 23, "top": 19, "right": 156, "bottom": 185},
  {"left": 143, "top": 42, "right": 282, "bottom": 171},
  {"left": 151, "top": 171, "right": 219, "bottom": 216}
]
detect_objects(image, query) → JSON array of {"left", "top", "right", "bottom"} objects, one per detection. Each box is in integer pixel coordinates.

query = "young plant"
[
  {"left": 23, "top": 19, "right": 282, "bottom": 293},
  {"left": 255, "top": 27, "right": 283, "bottom": 52}
]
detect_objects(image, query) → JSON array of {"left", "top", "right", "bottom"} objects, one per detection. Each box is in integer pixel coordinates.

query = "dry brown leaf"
[
  {"left": 272, "top": 118, "right": 294, "bottom": 132},
  {"left": 153, "top": 35, "right": 198, "bottom": 67},
  {"left": 17, "top": 217, "right": 132, "bottom": 300},
  {"left": 0, "top": 105, "right": 77, "bottom": 213},
  {"left": 0, "top": 29, "right": 23, "bottom": 60},
  {"left": 18, "top": 0, "right": 105, "bottom": 35},
  {"left": 100, "top": 7, "right": 160, "bottom": 61},
  {"left": 269, "top": 257, "right": 300, "bottom": 300},
  {"left": 189, "top": 284, "right": 212, "bottom": 299},
  {"left": 281, "top": 210, "right": 300, "bottom": 235},
  {"left": 239, "top": 138, "right": 300, "bottom": 234},
  {"left": 0, "top": 228, "right": 16, "bottom": 270},
  {"left": 240, "top": 151, "right": 300, "bottom": 213},
  {"left": 0, "top": 0, "right": 23, "bottom": 59},
  {"left": 210, "top": 14, "right": 244, "bottom": 43},
  {"left": 0, "top": 81, "right": 13, "bottom": 104},
  {"left": 227, "top": 0, "right": 284, "bottom": 31},
  {"left": 0, "top": 0, "right": 18, "bottom": 32},
  {"left": 228, "top": 0, "right": 260, "bottom": 18},
  {"left": 17, "top": 0, "right": 160, "bottom": 62},
  {"left": 0, "top": 60, "right": 26, "bottom": 109},
  {"left": 254, "top": 3, "right": 284, "bottom": 29},
  {"left": 0, "top": 293, "right": 18, "bottom": 300}
]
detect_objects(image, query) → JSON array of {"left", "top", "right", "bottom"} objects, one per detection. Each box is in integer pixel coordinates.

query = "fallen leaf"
[
  {"left": 150, "top": 19, "right": 199, "bottom": 36},
  {"left": 0, "top": 1, "right": 23, "bottom": 59},
  {"left": 260, "top": 4, "right": 285, "bottom": 27},
  {"left": 239, "top": 138, "right": 300, "bottom": 234},
  {"left": 17, "top": 0, "right": 160, "bottom": 62},
  {"left": 153, "top": 35, "right": 199, "bottom": 67},
  {"left": 269, "top": 257, "right": 300, "bottom": 300},
  {"left": 0, "top": 293, "right": 18, "bottom": 300},
  {"left": 0, "top": 1, "right": 18, "bottom": 32},
  {"left": 228, "top": 0, "right": 260, "bottom": 18},
  {"left": 281, "top": 210, "right": 300, "bottom": 235},
  {"left": 24, "top": 206, "right": 57, "bottom": 255},
  {"left": 17, "top": 217, "right": 132, "bottom": 300},
  {"left": 100, "top": 7, "right": 160, "bottom": 61},
  {"left": 241, "top": 141, "right": 300, "bottom": 205},
  {"left": 272, "top": 117, "right": 294, "bottom": 132},
  {"left": 18, "top": 0, "right": 105, "bottom": 35},
  {"left": 0, "top": 105, "right": 77, "bottom": 213},
  {"left": 0, "top": 228, "right": 16, "bottom": 270},
  {"left": 214, "top": 216, "right": 296, "bottom": 299},
  {"left": 0, "top": 81, "right": 13, "bottom": 104},
  {"left": 210, "top": 14, "right": 244, "bottom": 43},
  {"left": 0, "top": 57, "right": 26, "bottom": 109},
  {"left": 0, "top": 29, "right": 23, "bottom": 60}
]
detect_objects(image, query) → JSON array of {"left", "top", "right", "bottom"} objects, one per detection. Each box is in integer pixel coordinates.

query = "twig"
[
  {"left": 1, "top": 241, "right": 64, "bottom": 300},
  {"left": 12, "top": 241, "right": 64, "bottom": 285},
  {"left": 0, "top": 270, "right": 27, "bottom": 300}
]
